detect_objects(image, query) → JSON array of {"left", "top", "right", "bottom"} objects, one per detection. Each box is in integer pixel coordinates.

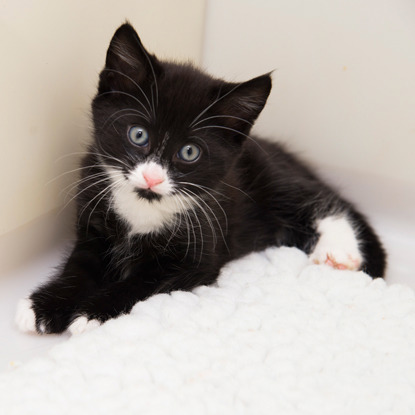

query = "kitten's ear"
[
  {"left": 98, "top": 22, "right": 162, "bottom": 93},
  {"left": 214, "top": 74, "right": 272, "bottom": 139}
]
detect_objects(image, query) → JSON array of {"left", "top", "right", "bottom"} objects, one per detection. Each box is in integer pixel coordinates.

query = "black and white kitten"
[{"left": 16, "top": 23, "right": 386, "bottom": 335}]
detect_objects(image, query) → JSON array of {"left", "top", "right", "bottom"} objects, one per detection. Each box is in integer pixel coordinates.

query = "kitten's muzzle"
[
  {"left": 128, "top": 161, "right": 170, "bottom": 196},
  {"left": 127, "top": 161, "right": 173, "bottom": 200}
]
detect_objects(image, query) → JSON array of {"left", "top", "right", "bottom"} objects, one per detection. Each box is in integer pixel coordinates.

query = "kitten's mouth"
[{"left": 134, "top": 188, "right": 163, "bottom": 202}]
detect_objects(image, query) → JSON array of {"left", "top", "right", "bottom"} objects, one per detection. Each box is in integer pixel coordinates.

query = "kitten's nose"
[{"left": 142, "top": 164, "right": 165, "bottom": 189}]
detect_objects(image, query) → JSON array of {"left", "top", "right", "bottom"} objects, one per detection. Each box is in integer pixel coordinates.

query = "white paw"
[
  {"left": 310, "top": 246, "right": 362, "bottom": 270},
  {"left": 310, "top": 215, "right": 363, "bottom": 271},
  {"left": 15, "top": 298, "right": 36, "bottom": 333},
  {"left": 68, "top": 316, "right": 101, "bottom": 335}
]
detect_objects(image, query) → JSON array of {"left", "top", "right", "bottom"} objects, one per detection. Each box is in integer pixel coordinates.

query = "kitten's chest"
[{"left": 107, "top": 233, "right": 182, "bottom": 281}]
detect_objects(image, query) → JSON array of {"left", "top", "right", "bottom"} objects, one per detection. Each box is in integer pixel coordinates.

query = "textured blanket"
[{"left": 1, "top": 247, "right": 415, "bottom": 414}]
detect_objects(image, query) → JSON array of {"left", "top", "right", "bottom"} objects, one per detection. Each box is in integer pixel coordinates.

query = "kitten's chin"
[
  {"left": 134, "top": 188, "right": 163, "bottom": 202},
  {"left": 106, "top": 165, "right": 189, "bottom": 235}
]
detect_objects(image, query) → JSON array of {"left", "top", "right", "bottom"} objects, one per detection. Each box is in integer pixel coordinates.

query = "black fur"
[{"left": 29, "top": 23, "right": 386, "bottom": 334}]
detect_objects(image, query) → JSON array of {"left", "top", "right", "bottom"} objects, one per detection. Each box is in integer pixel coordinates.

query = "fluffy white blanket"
[{"left": 1, "top": 247, "right": 415, "bottom": 414}]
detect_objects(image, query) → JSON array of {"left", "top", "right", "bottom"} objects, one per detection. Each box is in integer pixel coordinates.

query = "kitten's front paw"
[
  {"left": 25, "top": 293, "right": 77, "bottom": 334},
  {"left": 68, "top": 316, "right": 101, "bottom": 335},
  {"left": 310, "top": 216, "right": 363, "bottom": 271},
  {"left": 15, "top": 298, "right": 36, "bottom": 333}
]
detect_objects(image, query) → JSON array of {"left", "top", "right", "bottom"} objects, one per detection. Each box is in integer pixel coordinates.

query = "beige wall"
[
  {"left": 203, "top": 0, "right": 415, "bottom": 187},
  {"left": 0, "top": 0, "right": 206, "bottom": 237},
  {"left": 2, "top": 0, "right": 414, "bottom": 273}
]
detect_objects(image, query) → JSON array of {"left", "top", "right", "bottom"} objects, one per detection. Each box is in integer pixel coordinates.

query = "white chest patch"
[{"left": 106, "top": 165, "right": 192, "bottom": 235}]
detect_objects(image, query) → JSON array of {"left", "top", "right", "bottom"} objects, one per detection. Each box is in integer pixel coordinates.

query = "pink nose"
[{"left": 142, "top": 165, "right": 165, "bottom": 188}]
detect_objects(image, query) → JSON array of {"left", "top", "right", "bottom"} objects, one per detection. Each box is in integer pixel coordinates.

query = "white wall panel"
[{"left": 203, "top": 0, "right": 415, "bottom": 186}]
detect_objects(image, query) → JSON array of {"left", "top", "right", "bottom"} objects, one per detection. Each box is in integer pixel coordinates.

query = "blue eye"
[
  {"left": 178, "top": 144, "right": 201, "bottom": 162},
  {"left": 128, "top": 126, "right": 149, "bottom": 146}
]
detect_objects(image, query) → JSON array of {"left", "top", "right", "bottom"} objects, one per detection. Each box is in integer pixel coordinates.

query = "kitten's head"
[{"left": 91, "top": 23, "right": 271, "bottom": 233}]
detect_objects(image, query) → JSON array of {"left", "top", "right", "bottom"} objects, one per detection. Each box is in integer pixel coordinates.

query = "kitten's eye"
[
  {"left": 128, "top": 126, "right": 149, "bottom": 147},
  {"left": 178, "top": 144, "right": 201, "bottom": 162}
]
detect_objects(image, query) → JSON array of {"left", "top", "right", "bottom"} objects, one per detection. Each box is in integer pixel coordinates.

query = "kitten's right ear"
[{"left": 98, "top": 22, "right": 162, "bottom": 93}]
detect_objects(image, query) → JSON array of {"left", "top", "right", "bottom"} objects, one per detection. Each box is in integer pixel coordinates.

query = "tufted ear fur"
[
  {"left": 211, "top": 74, "right": 272, "bottom": 139},
  {"left": 98, "top": 22, "right": 162, "bottom": 94}
]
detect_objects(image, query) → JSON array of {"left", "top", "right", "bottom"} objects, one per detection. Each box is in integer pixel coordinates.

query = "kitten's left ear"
[
  {"left": 214, "top": 73, "right": 272, "bottom": 137},
  {"left": 98, "top": 22, "right": 162, "bottom": 93}
]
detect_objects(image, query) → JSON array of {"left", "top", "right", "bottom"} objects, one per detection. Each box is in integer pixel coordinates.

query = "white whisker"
[
  {"left": 178, "top": 182, "right": 229, "bottom": 233},
  {"left": 171, "top": 195, "right": 193, "bottom": 260},
  {"left": 182, "top": 189, "right": 217, "bottom": 251},
  {"left": 46, "top": 164, "right": 102, "bottom": 186},
  {"left": 83, "top": 176, "right": 125, "bottom": 231},
  {"left": 220, "top": 180, "right": 255, "bottom": 202},
  {"left": 189, "top": 83, "right": 244, "bottom": 128},
  {"left": 93, "top": 148, "right": 131, "bottom": 170},
  {"left": 138, "top": 45, "right": 159, "bottom": 111},
  {"left": 191, "top": 114, "right": 253, "bottom": 128},
  {"left": 102, "top": 68, "right": 153, "bottom": 115},
  {"left": 102, "top": 108, "right": 150, "bottom": 129},
  {"left": 57, "top": 175, "right": 113, "bottom": 216},
  {"left": 180, "top": 192, "right": 203, "bottom": 264},
  {"left": 182, "top": 188, "right": 230, "bottom": 255},
  {"left": 96, "top": 90, "right": 152, "bottom": 119},
  {"left": 61, "top": 172, "right": 109, "bottom": 200},
  {"left": 193, "top": 124, "right": 267, "bottom": 154},
  {"left": 178, "top": 181, "right": 230, "bottom": 200}
]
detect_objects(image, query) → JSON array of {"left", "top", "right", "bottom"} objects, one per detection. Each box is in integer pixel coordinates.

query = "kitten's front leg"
[
  {"left": 69, "top": 266, "right": 219, "bottom": 335},
  {"left": 68, "top": 279, "right": 146, "bottom": 335},
  {"left": 16, "top": 236, "right": 106, "bottom": 334}
]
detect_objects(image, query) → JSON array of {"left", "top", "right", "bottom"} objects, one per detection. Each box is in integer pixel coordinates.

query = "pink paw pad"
[
  {"left": 325, "top": 254, "right": 360, "bottom": 270},
  {"left": 313, "top": 253, "right": 361, "bottom": 271}
]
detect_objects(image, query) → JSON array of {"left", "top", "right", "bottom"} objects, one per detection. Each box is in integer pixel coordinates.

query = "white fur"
[
  {"left": 106, "top": 165, "right": 193, "bottom": 235},
  {"left": 68, "top": 317, "right": 101, "bottom": 335},
  {"left": 3, "top": 247, "right": 415, "bottom": 413},
  {"left": 15, "top": 298, "right": 36, "bottom": 333},
  {"left": 310, "top": 215, "right": 362, "bottom": 270},
  {"left": 112, "top": 39, "right": 139, "bottom": 68}
]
